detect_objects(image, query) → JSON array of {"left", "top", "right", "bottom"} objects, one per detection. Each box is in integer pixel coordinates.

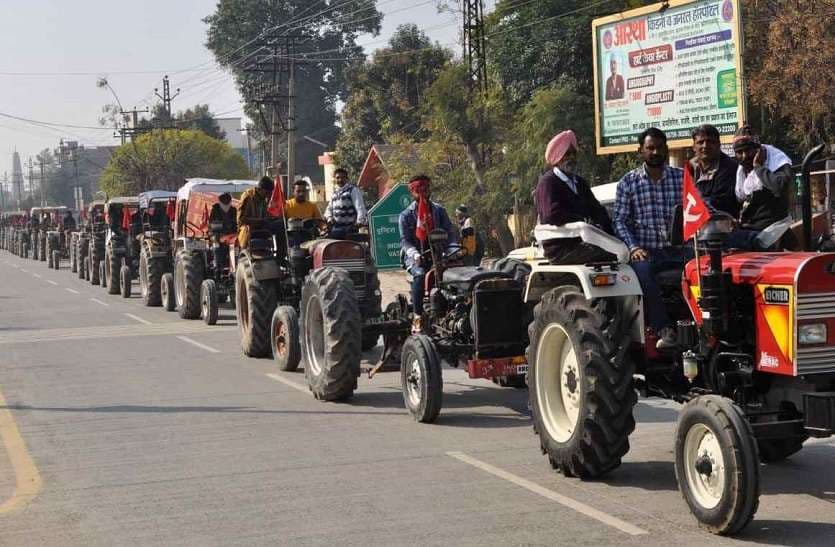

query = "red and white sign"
[{"left": 682, "top": 165, "right": 709, "bottom": 240}]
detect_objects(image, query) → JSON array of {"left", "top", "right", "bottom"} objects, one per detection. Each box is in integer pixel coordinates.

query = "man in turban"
[
  {"left": 727, "top": 126, "right": 795, "bottom": 250},
  {"left": 399, "top": 175, "right": 458, "bottom": 319},
  {"left": 534, "top": 129, "right": 615, "bottom": 264}
]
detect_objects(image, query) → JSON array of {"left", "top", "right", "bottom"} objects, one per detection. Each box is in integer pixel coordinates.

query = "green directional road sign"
[{"left": 368, "top": 183, "right": 412, "bottom": 270}]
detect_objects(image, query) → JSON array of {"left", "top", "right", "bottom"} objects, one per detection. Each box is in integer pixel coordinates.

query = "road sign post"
[{"left": 368, "top": 184, "right": 412, "bottom": 271}]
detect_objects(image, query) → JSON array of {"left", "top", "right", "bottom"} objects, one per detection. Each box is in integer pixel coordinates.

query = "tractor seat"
[{"left": 655, "top": 268, "right": 684, "bottom": 291}]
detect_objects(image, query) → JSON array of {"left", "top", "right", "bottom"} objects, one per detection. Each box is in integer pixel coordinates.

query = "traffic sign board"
[{"left": 368, "top": 184, "right": 412, "bottom": 270}]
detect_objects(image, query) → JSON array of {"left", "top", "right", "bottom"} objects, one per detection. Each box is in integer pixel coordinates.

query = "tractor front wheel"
[
  {"left": 161, "top": 273, "right": 176, "bottom": 312},
  {"left": 201, "top": 279, "right": 218, "bottom": 326},
  {"left": 120, "top": 265, "right": 131, "bottom": 298},
  {"left": 401, "top": 334, "right": 443, "bottom": 423},
  {"left": 675, "top": 395, "right": 760, "bottom": 535},
  {"left": 271, "top": 305, "right": 300, "bottom": 372},
  {"left": 175, "top": 251, "right": 203, "bottom": 319},
  {"left": 106, "top": 250, "right": 120, "bottom": 295}
]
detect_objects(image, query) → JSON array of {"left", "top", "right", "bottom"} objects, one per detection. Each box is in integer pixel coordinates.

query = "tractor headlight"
[{"left": 799, "top": 323, "right": 827, "bottom": 345}]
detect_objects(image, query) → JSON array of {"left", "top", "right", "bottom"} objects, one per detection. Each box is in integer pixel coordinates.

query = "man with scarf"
[
  {"left": 399, "top": 175, "right": 458, "bottom": 317},
  {"left": 727, "top": 125, "right": 795, "bottom": 250},
  {"left": 209, "top": 193, "right": 238, "bottom": 275},
  {"left": 534, "top": 129, "right": 615, "bottom": 264}
]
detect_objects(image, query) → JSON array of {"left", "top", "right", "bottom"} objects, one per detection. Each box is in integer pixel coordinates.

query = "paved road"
[{"left": 1, "top": 251, "right": 834, "bottom": 546}]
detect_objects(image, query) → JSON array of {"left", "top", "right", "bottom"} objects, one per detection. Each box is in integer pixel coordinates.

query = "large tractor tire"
[
  {"left": 675, "top": 395, "right": 760, "bottom": 535},
  {"left": 271, "top": 305, "right": 301, "bottom": 372},
  {"left": 527, "top": 287, "right": 636, "bottom": 479},
  {"left": 105, "top": 249, "right": 121, "bottom": 295},
  {"left": 401, "top": 334, "right": 443, "bottom": 423},
  {"left": 39, "top": 236, "right": 46, "bottom": 261},
  {"left": 139, "top": 249, "right": 164, "bottom": 307},
  {"left": 175, "top": 250, "right": 204, "bottom": 319},
  {"left": 301, "top": 267, "right": 362, "bottom": 401},
  {"left": 361, "top": 270, "right": 383, "bottom": 352},
  {"left": 70, "top": 243, "right": 78, "bottom": 273},
  {"left": 52, "top": 250, "right": 61, "bottom": 270},
  {"left": 235, "top": 254, "right": 277, "bottom": 357},
  {"left": 100, "top": 261, "right": 107, "bottom": 289}
]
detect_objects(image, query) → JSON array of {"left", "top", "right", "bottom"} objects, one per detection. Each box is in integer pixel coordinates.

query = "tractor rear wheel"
[
  {"left": 99, "top": 261, "right": 107, "bottom": 289},
  {"left": 161, "top": 273, "right": 176, "bottom": 312},
  {"left": 120, "top": 265, "right": 131, "bottom": 298},
  {"left": 39, "top": 237, "right": 46, "bottom": 261},
  {"left": 106, "top": 250, "right": 120, "bottom": 295},
  {"left": 201, "top": 279, "right": 218, "bottom": 325},
  {"left": 52, "top": 250, "right": 60, "bottom": 270},
  {"left": 235, "top": 254, "right": 276, "bottom": 357},
  {"left": 527, "top": 287, "right": 636, "bottom": 479},
  {"left": 139, "top": 249, "right": 165, "bottom": 307},
  {"left": 301, "top": 267, "right": 361, "bottom": 401},
  {"left": 271, "top": 305, "right": 300, "bottom": 372},
  {"left": 175, "top": 250, "right": 203, "bottom": 319},
  {"left": 675, "top": 395, "right": 760, "bottom": 535},
  {"left": 401, "top": 334, "right": 443, "bottom": 423},
  {"left": 70, "top": 242, "right": 77, "bottom": 272}
]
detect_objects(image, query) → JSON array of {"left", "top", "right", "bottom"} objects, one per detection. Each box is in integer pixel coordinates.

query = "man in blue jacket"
[{"left": 399, "top": 175, "right": 458, "bottom": 317}]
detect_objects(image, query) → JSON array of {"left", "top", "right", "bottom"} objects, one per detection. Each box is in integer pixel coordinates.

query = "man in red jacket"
[{"left": 534, "top": 130, "right": 615, "bottom": 264}]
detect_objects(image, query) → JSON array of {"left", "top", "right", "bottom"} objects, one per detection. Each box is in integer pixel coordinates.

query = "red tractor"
[{"left": 516, "top": 145, "right": 835, "bottom": 535}]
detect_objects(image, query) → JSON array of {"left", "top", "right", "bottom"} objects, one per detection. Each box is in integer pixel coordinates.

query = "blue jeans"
[
  {"left": 725, "top": 228, "right": 759, "bottom": 251},
  {"left": 404, "top": 253, "right": 427, "bottom": 315},
  {"left": 631, "top": 246, "right": 693, "bottom": 333}
]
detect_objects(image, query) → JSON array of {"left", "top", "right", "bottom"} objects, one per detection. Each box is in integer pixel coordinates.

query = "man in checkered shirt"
[{"left": 614, "top": 127, "right": 690, "bottom": 350}]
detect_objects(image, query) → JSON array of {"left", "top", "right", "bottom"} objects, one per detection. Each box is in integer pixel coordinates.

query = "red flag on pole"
[
  {"left": 682, "top": 164, "right": 710, "bottom": 241},
  {"left": 415, "top": 197, "right": 434, "bottom": 243},
  {"left": 121, "top": 208, "right": 132, "bottom": 231},
  {"left": 268, "top": 176, "right": 285, "bottom": 217}
]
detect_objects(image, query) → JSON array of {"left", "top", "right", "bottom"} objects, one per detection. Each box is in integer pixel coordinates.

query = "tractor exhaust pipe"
[{"left": 801, "top": 144, "right": 827, "bottom": 251}]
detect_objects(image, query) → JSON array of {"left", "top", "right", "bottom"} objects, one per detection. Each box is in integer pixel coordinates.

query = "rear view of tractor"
[
  {"left": 44, "top": 206, "right": 69, "bottom": 269},
  {"left": 83, "top": 201, "right": 106, "bottom": 284},
  {"left": 170, "top": 179, "right": 255, "bottom": 322},
  {"left": 100, "top": 197, "right": 140, "bottom": 297},
  {"left": 137, "top": 191, "right": 176, "bottom": 306}
]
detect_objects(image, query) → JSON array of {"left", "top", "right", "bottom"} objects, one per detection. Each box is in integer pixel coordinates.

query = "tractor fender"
[{"left": 237, "top": 250, "right": 282, "bottom": 281}]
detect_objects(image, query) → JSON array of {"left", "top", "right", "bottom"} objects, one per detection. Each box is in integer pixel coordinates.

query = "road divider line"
[
  {"left": 266, "top": 373, "right": 309, "bottom": 394},
  {"left": 0, "top": 387, "right": 43, "bottom": 514},
  {"left": 124, "top": 313, "right": 152, "bottom": 325},
  {"left": 47, "top": 280, "right": 58, "bottom": 286},
  {"left": 65, "top": 288, "right": 80, "bottom": 294},
  {"left": 446, "top": 452, "right": 648, "bottom": 536},
  {"left": 90, "top": 298, "right": 109, "bottom": 307},
  {"left": 177, "top": 336, "right": 220, "bottom": 354},
  {"left": 20, "top": 268, "right": 27, "bottom": 273},
  {"left": 32, "top": 273, "right": 41, "bottom": 279}
]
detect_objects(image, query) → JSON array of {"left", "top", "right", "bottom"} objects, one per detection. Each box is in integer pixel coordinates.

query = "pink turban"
[{"left": 545, "top": 130, "right": 578, "bottom": 166}]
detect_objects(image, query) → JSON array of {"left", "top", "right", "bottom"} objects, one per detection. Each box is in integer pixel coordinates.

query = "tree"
[
  {"left": 334, "top": 24, "right": 453, "bottom": 174},
  {"left": 99, "top": 129, "right": 249, "bottom": 196},
  {"left": 204, "top": 0, "right": 382, "bottom": 176}
]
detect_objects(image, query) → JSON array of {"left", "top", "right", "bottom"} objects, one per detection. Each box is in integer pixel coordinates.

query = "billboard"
[{"left": 592, "top": 0, "right": 744, "bottom": 154}]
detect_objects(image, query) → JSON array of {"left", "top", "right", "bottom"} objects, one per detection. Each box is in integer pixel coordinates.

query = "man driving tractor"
[
  {"left": 237, "top": 176, "right": 280, "bottom": 249},
  {"left": 209, "top": 192, "right": 238, "bottom": 275},
  {"left": 399, "top": 175, "right": 458, "bottom": 320}
]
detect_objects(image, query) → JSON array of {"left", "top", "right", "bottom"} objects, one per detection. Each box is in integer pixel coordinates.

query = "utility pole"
[
  {"left": 27, "top": 157, "right": 34, "bottom": 199},
  {"left": 462, "top": 0, "right": 488, "bottom": 95},
  {"left": 114, "top": 107, "right": 151, "bottom": 142},
  {"left": 286, "top": 40, "right": 297, "bottom": 187},
  {"left": 154, "top": 75, "right": 181, "bottom": 128},
  {"left": 36, "top": 156, "right": 46, "bottom": 206}
]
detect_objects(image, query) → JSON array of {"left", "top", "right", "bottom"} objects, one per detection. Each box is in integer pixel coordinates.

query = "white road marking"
[
  {"left": 65, "top": 288, "right": 80, "bottom": 294},
  {"left": 90, "top": 298, "right": 109, "bottom": 307},
  {"left": 447, "top": 452, "right": 648, "bottom": 536},
  {"left": 32, "top": 273, "right": 41, "bottom": 279},
  {"left": 47, "top": 280, "right": 58, "bottom": 286},
  {"left": 124, "top": 313, "right": 152, "bottom": 325},
  {"left": 177, "top": 336, "right": 220, "bottom": 354},
  {"left": 20, "top": 268, "right": 28, "bottom": 273},
  {"left": 266, "top": 373, "right": 308, "bottom": 394}
]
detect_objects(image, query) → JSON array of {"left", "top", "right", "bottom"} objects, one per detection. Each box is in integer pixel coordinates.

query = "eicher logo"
[
  {"left": 764, "top": 287, "right": 790, "bottom": 305},
  {"left": 759, "top": 351, "right": 780, "bottom": 368}
]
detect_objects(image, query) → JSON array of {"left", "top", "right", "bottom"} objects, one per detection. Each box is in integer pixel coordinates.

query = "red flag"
[
  {"left": 166, "top": 199, "right": 176, "bottom": 221},
  {"left": 268, "top": 176, "right": 285, "bottom": 217},
  {"left": 120, "top": 208, "right": 132, "bottom": 231},
  {"left": 682, "top": 164, "right": 710, "bottom": 241},
  {"left": 415, "top": 197, "right": 434, "bottom": 243}
]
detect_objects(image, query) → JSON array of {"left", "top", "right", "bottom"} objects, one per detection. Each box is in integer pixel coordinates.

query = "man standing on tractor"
[
  {"left": 728, "top": 125, "right": 795, "bottom": 250},
  {"left": 534, "top": 129, "right": 615, "bottom": 264},
  {"left": 399, "top": 175, "right": 458, "bottom": 319},
  {"left": 325, "top": 167, "right": 367, "bottom": 238},
  {"left": 237, "top": 176, "right": 278, "bottom": 249},
  {"left": 209, "top": 192, "right": 237, "bottom": 274},
  {"left": 690, "top": 124, "right": 739, "bottom": 218},
  {"left": 286, "top": 179, "right": 323, "bottom": 221},
  {"left": 614, "top": 127, "right": 685, "bottom": 350}
]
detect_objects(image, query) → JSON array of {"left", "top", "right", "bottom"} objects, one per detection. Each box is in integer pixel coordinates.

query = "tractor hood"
[{"left": 684, "top": 252, "right": 835, "bottom": 289}]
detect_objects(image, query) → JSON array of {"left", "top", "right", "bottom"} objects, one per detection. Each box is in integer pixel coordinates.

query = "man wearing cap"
[
  {"left": 728, "top": 126, "right": 794, "bottom": 250},
  {"left": 237, "top": 176, "right": 277, "bottom": 249},
  {"left": 210, "top": 193, "right": 238, "bottom": 273},
  {"left": 534, "top": 129, "right": 614, "bottom": 264},
  {"left": 399, "top": 175, "right": 458, "bottom": 318}
]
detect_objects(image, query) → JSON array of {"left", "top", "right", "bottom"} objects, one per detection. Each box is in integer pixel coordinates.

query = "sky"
[{"left": 0, "top": 0, "right": 494, "bottom": 185}]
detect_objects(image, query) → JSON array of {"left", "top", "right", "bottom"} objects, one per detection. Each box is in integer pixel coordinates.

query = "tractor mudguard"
[{"left": 251, "top": 259, "right": 281, "bottom": 281}]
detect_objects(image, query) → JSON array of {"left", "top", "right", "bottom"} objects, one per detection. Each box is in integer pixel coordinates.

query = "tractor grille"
[
  {"left": 323, "top": 259, "right": 367, "bottom": 300},
  {"left": 796, "top": 292, "right": 835, "bottom": 374}
]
